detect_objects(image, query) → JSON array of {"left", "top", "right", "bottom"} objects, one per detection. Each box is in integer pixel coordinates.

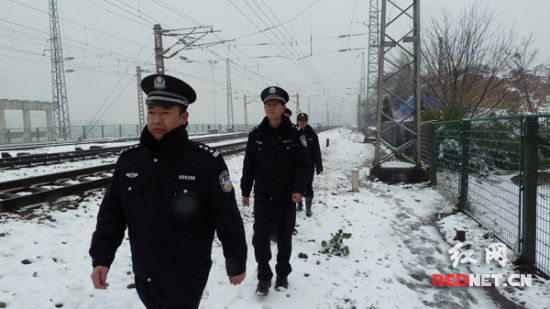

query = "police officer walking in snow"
[
  {"left": 296, "top": 112, "right": 323, "bottom": 217},
  {"left": 89, "top": 74, "right": 247, "bottom": 309},
  {"left": 241, "top": 86, "right": 309, "bottom": 296},
  {"left": 283, "top": 107, "right": 292, "bottom": 119}
]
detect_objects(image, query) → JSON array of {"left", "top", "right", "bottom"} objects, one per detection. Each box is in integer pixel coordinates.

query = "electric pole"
[
  {"left": 48, "top": 0, "right": 71, "bottom": 139},
  {"left": 296, "top": 93, "right": 300, "bottom": 113},
  {"left": 326, "top": 101, "right": 329, "bottom": 125},
  {"left": 154, "top": 24, "right": 227, "bottom": 75},
  {"left": 208, "top": 60, "right": 218, "bottom": 125},
  {"left": 359, "top": 51, "right": 366, "bottom": 128},
  {"left": 154, "top": 24, "right": 165, "bottom": 74},
  {"left": 226, "top": 59, "right": 234, "bottom": 129},
  {"left": 243, "top": 94, "right": 257, "bottom": 128},
  {"left": 244, "top": 94, "right": 248, "bottom": 127},
  {"left": 136, "top": 66, "right": 145, "bottom": 128}
]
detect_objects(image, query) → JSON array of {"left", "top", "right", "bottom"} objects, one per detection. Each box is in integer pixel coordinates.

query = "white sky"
[{"left": 0, "top": 0, "right": 548, "bottom": 129}]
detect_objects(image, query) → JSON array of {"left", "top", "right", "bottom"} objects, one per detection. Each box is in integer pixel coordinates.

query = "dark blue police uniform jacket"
[
  {"left": 240, "top": 116, "right": 309, "bottom": 198},
  {"left": 89, "top": 125, "right": 247, "bottom": 283},
  {"left": 303, "top": 125, "right": 323, "bottom": 173}
]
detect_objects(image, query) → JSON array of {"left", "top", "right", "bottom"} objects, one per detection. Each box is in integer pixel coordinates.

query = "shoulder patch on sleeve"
[
  {"left": 300, "top": 135, "right": 308, "bottom": 147},
  {"left": 119, "top": 144, "right": 141, "bottom": 155},
  {"left": 218, "top": 170, "right": 233, "bottom": 192}
]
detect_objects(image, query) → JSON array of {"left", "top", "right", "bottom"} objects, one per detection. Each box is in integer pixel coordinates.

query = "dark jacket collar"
[
  {"left": 304, "top": 125, "right": 314, "bottom": 134},
  {"left": 140, "top": 124, "right": 189, "bottom": 154}
]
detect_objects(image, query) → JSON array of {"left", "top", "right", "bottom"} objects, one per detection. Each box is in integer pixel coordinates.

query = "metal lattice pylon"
[
  {"left": 48, "top": 0, "right": 71, "bottom": 139},
  {"left": 373, "top": 0, "right": 421, "bottom": 167},
  {"left": 365, "top": 0, "right": 380, "bottom": 129}
]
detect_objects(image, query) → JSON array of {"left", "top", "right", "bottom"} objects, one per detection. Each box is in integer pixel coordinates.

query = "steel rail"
[
  {"left": 0, "top": 132, "right": 248, "bottom": 168},
  {"left": 0, "top": 141, "right": 247, "bottom": 212},
  {"left": 0, "top": 126, "right": 335, "bottom": 211}
]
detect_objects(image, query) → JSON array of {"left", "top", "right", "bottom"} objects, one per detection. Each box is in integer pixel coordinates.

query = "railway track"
[
  {"left": 0, "top": 132, "right": 248, "bottom": 169},
  {"left": 0, "top": 126, "right": 337, "bottom": 212},
  {"left": 0, "top": 131, "right": 247, "bottom": 153},
  {"left": 0, "top": 140, "right": 247, "bottom": 212}
]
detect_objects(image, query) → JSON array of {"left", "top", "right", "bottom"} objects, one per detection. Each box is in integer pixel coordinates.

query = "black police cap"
[
  {"left": 283, "top": 108, "right": 292, "bottom": 118},
  {"left": 297, "top": 112, "right": 308, "bottom": 121},
  {"left": 141, "top": 74, "right": 196, "bottom": 106},
  {"left": 261, "top": 86, "right": 289, "bottom": 104}
]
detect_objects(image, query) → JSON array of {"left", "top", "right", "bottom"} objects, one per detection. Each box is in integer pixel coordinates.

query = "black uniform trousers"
[
  {"left": 135, "top": 273, "right": 209, "bottom": 309},
  {"left": 305, "top": 168, "right": 315, "bottom": 198},
  {"left": 252, "top": 195, "right": 296, "bottom": 281}
]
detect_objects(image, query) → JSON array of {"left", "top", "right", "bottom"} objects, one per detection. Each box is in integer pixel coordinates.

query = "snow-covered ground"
[
  {"left": 0, "top": 137, "right": 248, "bottom": 183},
  {"left": 0, "top": 128, "right": 549, "bottom": 308}
]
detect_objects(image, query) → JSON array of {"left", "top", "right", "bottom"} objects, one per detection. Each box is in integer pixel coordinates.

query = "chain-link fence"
[
  {"left": 430, "top": 115, "right": 550, "bottom": 277},
  {"left": 528, "top": 116, "right": 550, "bottom": 276}
]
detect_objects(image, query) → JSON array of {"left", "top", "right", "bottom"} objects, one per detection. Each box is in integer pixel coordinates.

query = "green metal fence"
[
  {"left": 431, "top": 115, "right": 550, "bottom": 277},
  {"left": 528, "top": 116, "right": 550, "bottom": 276}
]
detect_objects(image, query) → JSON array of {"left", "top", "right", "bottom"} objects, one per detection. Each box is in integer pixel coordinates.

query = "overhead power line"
[{"left": 8, "top": 0, "right": 148, "bottom": 48}]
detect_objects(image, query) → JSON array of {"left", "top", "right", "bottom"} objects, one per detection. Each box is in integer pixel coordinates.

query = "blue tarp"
[{"left": 399, "top": 94, "right": 440, "bottom": 118}]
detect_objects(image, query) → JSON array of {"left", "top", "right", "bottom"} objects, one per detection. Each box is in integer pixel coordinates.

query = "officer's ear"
[{"left": 181, "top": 111, "right": 189, "bottom": 124}]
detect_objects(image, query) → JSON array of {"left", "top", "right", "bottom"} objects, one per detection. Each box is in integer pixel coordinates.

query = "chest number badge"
[{"left": 219, "top": 170, "right": 233, "bottom": 193}]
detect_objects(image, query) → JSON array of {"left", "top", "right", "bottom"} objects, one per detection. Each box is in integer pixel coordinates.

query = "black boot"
[
  {"left": 297, "top": 201, "right": 303, "bottom": 212},
  {"left": 305, "top": 197, "right": 313, "bottom": 217},
  {"left": 274, "top": 275, "right": 288, "bottom": 291},
  {"left": 256, "top": 279, "right": 271, "bottom": 296}
]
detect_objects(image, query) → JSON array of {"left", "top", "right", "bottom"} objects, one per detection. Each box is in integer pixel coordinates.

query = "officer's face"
[
  {"left": 264, "top": 100, "right": 285, "bottom": 120},
  {"left": 297, "top": 119, "right": 308, "bottom": 129},
  {"left": 147, "top": 104, "right": 189, "bottom": 140}
]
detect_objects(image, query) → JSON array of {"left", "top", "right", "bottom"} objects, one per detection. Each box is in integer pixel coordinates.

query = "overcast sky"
[{"left": 1, "top": 0, "right": 549, "bottom": 129}]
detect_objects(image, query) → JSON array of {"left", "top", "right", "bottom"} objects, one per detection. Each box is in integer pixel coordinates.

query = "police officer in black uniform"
[
  {"left": 89, "top": 74, "right": 247, "bottom": 309},
  {"left": 241, "top": 86, "right": 309, "bottom": 296},
  {"left": 296, "top": 112, "right": 323, "bottom": 217},
  {"left": 283, "top": 108, "right": 292, "bottom": 119}
]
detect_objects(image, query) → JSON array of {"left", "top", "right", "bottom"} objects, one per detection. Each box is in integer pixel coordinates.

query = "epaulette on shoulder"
[
  {"left": 119, "top": 144, "right": 141, "bottom": 155},
  {"left": 196, "top": 142, "right": 221, "bottom": 158},
  {"left": 249, "top": 125, "right": 259, "bottom": 133}
]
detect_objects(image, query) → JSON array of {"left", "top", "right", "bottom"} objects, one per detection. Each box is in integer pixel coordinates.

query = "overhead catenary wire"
[
  {"left": 2, "top": 0, "right": 362, "bottom": 125},
  {"left": 231, "top": 32, "right": 368, "bottom": 47},
  {"left": 103, "top": 0, "right": 162, "bottom": 26},
  {"left": 84, "top": 0, "right": 151, "bottom": 29},
  {"left": 0, "top": 17, "right": 150, "bottom": 64},
  {"left": 232, "top": 0, "right": 331, "bottom": 98},
  {"left": 7, "top": 0, "right": 149, "bottom": 48},
  {"left": 83, "top": 34, "right": 153, "bottom": 132},
  {"left": 232, "top": 0, "right": 320, "bottom": 40},
  {"left": 151, "top": 0, "right": 287, "bottom": 86}
]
